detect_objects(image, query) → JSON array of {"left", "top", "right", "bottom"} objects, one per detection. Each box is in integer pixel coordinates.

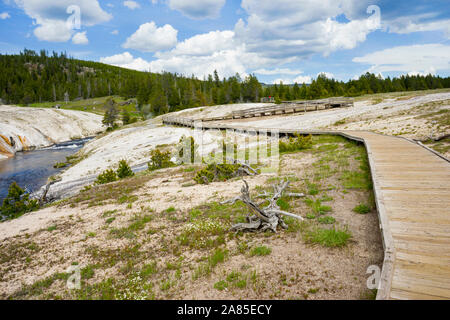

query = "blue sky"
[{"left": 0, "top": 0, "right": 449, "bottom": 84}]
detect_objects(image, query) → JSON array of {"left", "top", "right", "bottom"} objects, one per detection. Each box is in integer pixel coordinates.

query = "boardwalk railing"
[{"left": 165, "top": 98, "right": 354, "bottom": 123}]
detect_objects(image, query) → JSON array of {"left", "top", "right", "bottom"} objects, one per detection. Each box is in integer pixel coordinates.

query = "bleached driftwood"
[
  {"left": 221, "top": 179, "right": 304, "bottom": 233},
  {"left": 39, "top": 178, "right": 61, "bottom": 205}
]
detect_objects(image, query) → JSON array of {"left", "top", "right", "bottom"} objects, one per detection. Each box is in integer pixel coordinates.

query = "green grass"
[
  {"left": 276, "top": 198, "right": 290, "bottom": 211},
  {"left": 353, "top": 204, "right": 371, "bottom": 214},
  {"left": 318, "top": 216, "right": 336, "bottom": 224},
  {"left": 305, "top": 198, "right": 332, "bottom": 215},
  {"left": 250, "top": 246, "right": 272, "bottom": 256},
  {"left": 140, "top": 261, "right": 158, "bottom": 277},
  {"left": 305, "top": 181, "right": 319, "bottom": 195},
  {"left": 304, "top": 227, "right": 351, "bottom": 247},
  {"left": 110, "top": 214, "right": 153, "bottom": 239},
  {"left": 193, "top": 248, "right": 228, "bottom": 280},
  {"left": 214, "top": 280, "right": 228, "bottom": 291}
]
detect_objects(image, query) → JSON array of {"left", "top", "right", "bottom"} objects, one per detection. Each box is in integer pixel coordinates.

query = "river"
[{"left": 0, "top": 138, "right": 91, "bottom": 202}]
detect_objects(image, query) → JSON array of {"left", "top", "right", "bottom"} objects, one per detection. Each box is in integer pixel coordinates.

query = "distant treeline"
[
  {"left": 1, "top": 49, "right": 449, "bottom": 115},
  {"left": 265, "top": 72, "right": 450, "bottom": 102}
]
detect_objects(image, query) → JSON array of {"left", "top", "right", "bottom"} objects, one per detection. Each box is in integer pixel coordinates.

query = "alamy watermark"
[
  {"left": 366, "top": 265, "right": 381, "bottom": 290},
  {"left": 66, "top": 5, "right": 81, "bottom": 31},
  {"left": 66, "top": 265, "right": 81, "bottom": 290},
  {"left": 174, "top": 121, "right": 281, "bottom": 173}
]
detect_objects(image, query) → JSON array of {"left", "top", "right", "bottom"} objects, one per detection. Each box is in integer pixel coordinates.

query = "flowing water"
[{"left": 0, "top": 138, "right": 91, "bottom": 202}]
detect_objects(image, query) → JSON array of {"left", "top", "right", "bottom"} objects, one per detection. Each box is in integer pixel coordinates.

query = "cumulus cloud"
[
  {"left": 100, "top": 52, "right": 152, "bottom": 71},
  {"left": 13, "top": 0, "right": 112, "bottom": 42},
  {"left": 168, "top": 0, "right": 226, "bottom": 19},
  {"left": 235, "top": 0, "right": 380, "bottom": 60},
  {"left": 0, "top": 12, "right": 11, "bottom": 19},
  {"left": 123, "top": 1, "right": 140, "bottom": 10},
  {"left": 156, "top": 30, "right": 234, "bottom": 58},
  {"left": 123, "top": 22, "right": 178, "bottom": 52},
  {"left": 352, "top": 43, "right": 450, "bottom": 75},
  {"left": 72, "top": 31, "right": 88, "bottom": 45},
  {"left": 150, "top": 30, "right": 282, "bottom": 78},
  {"left": 33, "top": 19, "right": 73, "bottom": 42}
]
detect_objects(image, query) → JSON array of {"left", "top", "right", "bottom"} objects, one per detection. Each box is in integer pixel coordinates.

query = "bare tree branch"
[{"left": 222, "top": 179, "right": 305, "bottom": 232}]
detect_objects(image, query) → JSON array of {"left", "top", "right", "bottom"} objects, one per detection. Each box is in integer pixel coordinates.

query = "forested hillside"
[
  {"left": 1, "top": 50, "right": 449, "bottom": 116},
  {"left": 0, "top": 49, "right": 262, "bottom": 115}
]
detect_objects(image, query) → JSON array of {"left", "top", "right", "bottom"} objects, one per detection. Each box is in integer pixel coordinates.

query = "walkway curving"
[{"left": 162, "top": 116, "right": 450, "bottom": 300}]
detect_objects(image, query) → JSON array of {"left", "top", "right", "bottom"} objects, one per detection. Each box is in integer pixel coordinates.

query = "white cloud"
[
  {"left": 123, "top": 1, "right": 140, "bottom": 10},
  {"left": 254, "top": 68, "right": 304, "bottom": 75},
  {"left": 111, "top": 30, "right": 119, "bottom": 35},
  {"left": 156, "top": 30, "right": 234, "bottom": 58},
  {"left": 384, "top": 13, "right": 450, "bottom": 39},
  {"left": 0, "top": 12, "right": 11, "bottom": 19},
  {"left": 100, "top": 52, "right": 152, "bottom": 71},
  {"left": 14, "top": 0, "right": 112, "bottom": 42},
  {"left": 293, "top": 75, "right": 312, "bottom": 84},
  {"left": 353, "top": 44, "right": 450, "bottom": 75},
  {"left": 168, "top": 0, "right": 225, "bottom": 19},
  {"left": 272, "top": 75, "right": 312, "bottom": 84},
  {"left": 72, "top": 31, "right": 88, "bottom": 45},
  {"left": 235, "top": 0, "right": 380, "bottom": 60},
  {"left": 33, "top": 19, "right": 73, "bottom": 42},
  {"left": 123, "top": 22, "right": 178, "bottom": 52},
  {"left": 150, "top": 30, "right": 282, "bottom": 78}
]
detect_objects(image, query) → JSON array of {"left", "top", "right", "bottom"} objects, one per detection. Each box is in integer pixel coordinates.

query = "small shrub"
[
  {"left": 279, "top": 134, "right": 313, "bottom": 153},
  {"left": 0, "top": 182, "right": 39, "bottom": 219},
  {"left": 148, "top": 149, "right": 175, "bottom": 171},
  {"left": 353, "top": 204, "right": 370, "bottom": 214},
  {"left": 117, "top": 160, "right": 134, "bottom": 179},
  {"left": 95, "top": 169, "right": 117, "bottom": 185},
  {"left": 194, "top": 163, "right": 241, "bottom": 184},
  {"left": 53, "top": 162, "right": 67, "bottom": 168}
]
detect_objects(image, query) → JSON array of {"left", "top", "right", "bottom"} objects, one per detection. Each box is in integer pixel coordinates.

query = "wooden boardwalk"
[
  {"left": 344, "top": 131, "right": 450, "bottom": 300},
  {"left": 195, "top": 98, "right": 353, "bottom": 122},
  {"left": 162, "top": 115, "right": 450, "bottom": 300}
]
